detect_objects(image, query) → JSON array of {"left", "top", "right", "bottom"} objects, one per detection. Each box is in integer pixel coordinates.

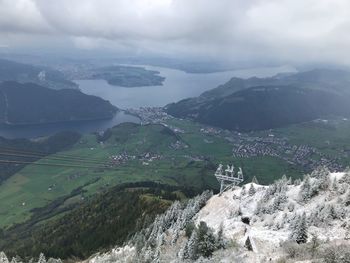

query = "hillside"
[
  {"left": 166, "top": 69, "right": 350, "bottom": 131},
  {"left": 0, "top": 131, "right": 81, "bottom": 184},
  {"left": 83, "top": 167, "right": 350, "bottom": 263},
  {"left": 0, "top": 59, "right": 77, "bottom": 90},
  {"left": 0, "top": 182, "right": 199, "bottom": 259},
  {"left": 0, "top": 82, "right": 117, "bottom": 125}
]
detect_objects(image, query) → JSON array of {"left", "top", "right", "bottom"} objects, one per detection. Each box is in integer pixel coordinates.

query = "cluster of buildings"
[
  {"left": 125, "top": 107, "right": 345, "bottom": 172},
  {"left": 109, "top": 152, "right": 163, "bottom": 166},
  {"left": 126, "top": 107, "right": 172, "bottom": 124},
  {"left": 231, "top": 135, "right": 343, "bottom": 172}
]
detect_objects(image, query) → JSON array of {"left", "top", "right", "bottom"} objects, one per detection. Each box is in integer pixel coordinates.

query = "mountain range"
[{"left": 166, "top": 69, "right": 350, "bottom": 131}]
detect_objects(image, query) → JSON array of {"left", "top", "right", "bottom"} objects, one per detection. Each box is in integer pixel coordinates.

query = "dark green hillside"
[
  {"left": 0, "top": 182, "right": 194, "bottom": 259},
  {"left": 0, "top": 82, "right": 117, "bottom": 125},
  {"left": 166, "top": 69, "right": 350, "bottom": 131},
  {"left": 0, "top": 59, "right": 77, "bottom": 90}
]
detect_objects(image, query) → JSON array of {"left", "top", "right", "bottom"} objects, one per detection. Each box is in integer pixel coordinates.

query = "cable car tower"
[{"left": 215, "top": 164, "right": 244, "bottom": 193}]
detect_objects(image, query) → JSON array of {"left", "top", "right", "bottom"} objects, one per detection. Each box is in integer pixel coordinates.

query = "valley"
[{"left": 1, "top": 107, "right": 349, "bottom": 231}]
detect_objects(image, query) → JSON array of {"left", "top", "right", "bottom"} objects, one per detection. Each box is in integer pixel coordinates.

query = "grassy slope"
[{"left": 0, "top": 123, "right": 220, "bottom": 228}]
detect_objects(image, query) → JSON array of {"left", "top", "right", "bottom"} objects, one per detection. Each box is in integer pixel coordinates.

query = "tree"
[
  {"left": 216, "top": 223, "right": 226, "bottom": 249},
  {"left": 0, "top": 252, "right": 9, "bottom": 263},
  {"left": 197, "top": 222, "right": 216, "bottom": 258},
  {"left": 185, "top": 221, "right": 195, "bottom": 238},
  {"left": 332, "top": 177, "right": 338, "bottom": 192},
  {"left": 300, "top": 176, "right": 311, "bottom": 201},
  {"left": 37, "top": 253, "right": 46, "bottom": 263},
  {"left": 290, "top": 213, "right": 308, "bottom": 244},
  {"left": 309, "top": 234, "right": 320, "bottom": 257},
  {"left": 187, "top": 229, "right": 199, "bottom": 260},
  {"left": 248, "top": 184, "right": 256, "bottom": 196}
]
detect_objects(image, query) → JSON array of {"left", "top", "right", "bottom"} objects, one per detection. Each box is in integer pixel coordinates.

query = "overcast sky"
[{"left": 1, "top": 0, "right": 350, "bottom": 66}]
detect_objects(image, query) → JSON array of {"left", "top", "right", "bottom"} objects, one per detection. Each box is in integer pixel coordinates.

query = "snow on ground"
[
  {"left": 195, "top": 172, "right": 348, "bottom": 260},
  {"left": 85, "top": 171, "right": 350, "bottom": 262}
]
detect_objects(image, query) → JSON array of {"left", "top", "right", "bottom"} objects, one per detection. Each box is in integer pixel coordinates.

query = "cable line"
[
  {"left": 0, "top": 152, "right": 110, "bottom": 166},
  {"left": 0, "top": 159, "right": 112, "bottom": 169}
]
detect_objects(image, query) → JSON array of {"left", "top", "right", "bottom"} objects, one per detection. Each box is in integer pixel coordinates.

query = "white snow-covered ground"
[{"left": 84, "top": 171, "right": 350, "bottom": 263}]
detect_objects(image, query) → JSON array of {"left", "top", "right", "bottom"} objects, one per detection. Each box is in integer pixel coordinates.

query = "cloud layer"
[{"left": 1, "top": 0, "right": 350, "bottom": 65}]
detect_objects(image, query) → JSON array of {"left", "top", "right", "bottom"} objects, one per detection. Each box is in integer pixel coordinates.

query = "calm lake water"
[
  {"left": 76, "top": 65, "right": 296, "bottom": 109},
  {"left": 0, "top": 64, "right": 295, "bottom": 139}
]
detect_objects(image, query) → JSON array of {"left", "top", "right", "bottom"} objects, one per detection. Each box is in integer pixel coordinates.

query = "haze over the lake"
[{"left": 1, "top": 0, "right": 350, "bottom": 68}]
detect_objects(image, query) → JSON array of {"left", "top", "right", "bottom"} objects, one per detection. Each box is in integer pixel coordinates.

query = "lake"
[
  {"left": 0, "top": 64, "right": 295, "bottom": 138},
  {"left": 76, "top": 65, "right": 296, "bottom": 109}
]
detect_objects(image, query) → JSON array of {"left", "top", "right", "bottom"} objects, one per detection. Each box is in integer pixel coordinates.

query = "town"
[{"left": 127, "top": 107, "right": 345, "bottom": 173}]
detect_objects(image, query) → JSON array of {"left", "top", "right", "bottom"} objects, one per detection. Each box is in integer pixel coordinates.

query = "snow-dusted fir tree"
[
  {"left": 216, "top": 223, "right": 227, "bottom": 249},
  {"left": 37, "top": 254, "right": 46, "bottom": 263},
  {"left": 197, "top": 221, "right": 216, "bottom": 258},
  {"left": 310, "top": 166, "right": 331, "bottom": 193},
  {"left": 187, "top": 230, "right": 199, "bottom": 260},
  {"left": 248, "top": 184, "right": 256, "bottom": 196},
  {"left": 290, "top": 213, "right": 308, "bottom": 244},
  {"left": 0, "top": 252, "right": 9, "bottom": 263},
  {"left": 300, "top": 175, "right": 312, "bottom": 201}
]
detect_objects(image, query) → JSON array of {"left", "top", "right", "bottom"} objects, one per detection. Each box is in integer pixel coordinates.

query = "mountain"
[
  {"left": 0, "top": 81, "right": 117, "bottom": 125},
  {"left": 166, "top": 69, "right": 350, "bottom": 131},
  {"left": 0, "top": 59, "right": 77, "bottom": 90},
  {"left": 83, "top": 167, "right": 350, "bottom": 263}
]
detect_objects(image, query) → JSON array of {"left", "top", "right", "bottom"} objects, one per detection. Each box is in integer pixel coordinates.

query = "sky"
[{"left": 0, "top": 0, "right": 350, "bottom": 66}]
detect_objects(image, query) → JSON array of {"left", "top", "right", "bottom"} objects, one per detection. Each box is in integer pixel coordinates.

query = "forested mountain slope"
[
  {"left": 166, "top": 69, "right": 350, "bottom": 131},
  {"left": 0, "top": 82, "right": 117, "bottom": 125}
]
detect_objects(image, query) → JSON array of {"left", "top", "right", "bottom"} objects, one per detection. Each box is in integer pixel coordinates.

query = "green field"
[
  {"left": 0, "top": 119, "right": 307, "bottom": 229},
  {"left": 5, "top": 117, "right": 350, "bottom": 229}
]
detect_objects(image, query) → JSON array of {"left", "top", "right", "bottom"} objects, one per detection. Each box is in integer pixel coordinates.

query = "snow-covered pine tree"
[
  {"left": 248, "top": 184, "right": 256, "bottom": 196},
  {"left": 294, "top": 213, "right": 308, "bottom": 244},
  {"left": 187, "top": 229, "right": 199, "bottom": 260},
  {"left": 332, "top": 177, "right": 338, "bottom": 192},
  {"left": 37, "top": 254, "right": 46, "bottom": 263},
  {"left": 241, "top": 186, "right": 246, "bottom": 196},
  {"left": 216, "top": 223, "right": 226, "bottom": 249},
  {"left": 294, "top": 178, "right": 302, "bottom": 186},
  {"left": 311, "top": 166, "right": 330, "bottom": 191},
  {"left": 197, "top": 221, "right": 216, "bottom": 258},
  {"left": 300, "top": 175, "right": 311, "bottom": 201},
  {"left": 272, "top": 192, "right": 287, "bottom": 211},
  {"left": 0, "top": 252, "right": 9, "bottom": 263}
]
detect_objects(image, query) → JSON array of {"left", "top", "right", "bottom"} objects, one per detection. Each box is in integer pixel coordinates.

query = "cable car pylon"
[{"left": 215, "top": 164, "right": 244, "bottom": 194}]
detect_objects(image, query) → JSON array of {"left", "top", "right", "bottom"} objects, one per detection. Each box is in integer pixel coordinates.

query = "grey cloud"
[{"left": 1, "top": 0, "right": 350, "bottom": 66}]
